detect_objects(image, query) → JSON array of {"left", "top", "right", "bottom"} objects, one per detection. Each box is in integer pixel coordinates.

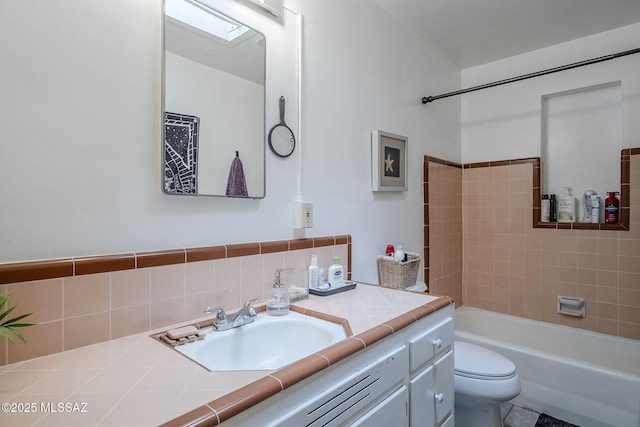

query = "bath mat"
[{"left": 535, "top": 413, "right": 580, "bottom": 427}]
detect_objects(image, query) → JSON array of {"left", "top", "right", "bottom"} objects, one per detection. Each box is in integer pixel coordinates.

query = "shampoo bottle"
[
  {"left": 327, "top": 257, "right": 344, "bottom": 287},
  {"left": 541, "top": 195, "right": 550, "bottom": 222},
  {"left": 308, "top": 255, "right": 320, "bottom": 289},
  {"left": 604, "top": 192, "right": 619, "bottom": 224},
  {"left": 582, "top": 190, "right": 596, "bottom": 223},
  {"left": 557, "top": 186, "right": 576, "bottom": 223},
  {"left": 550, "top": 194, "right": 557, "bottom": 222},
  {"left": 590, "top": 195, "right": 601, "bottom": 224}
]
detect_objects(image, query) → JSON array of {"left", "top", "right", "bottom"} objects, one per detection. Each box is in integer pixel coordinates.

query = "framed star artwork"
[{"left": 371, "top": 130, "right": 408, "bottom": 191}]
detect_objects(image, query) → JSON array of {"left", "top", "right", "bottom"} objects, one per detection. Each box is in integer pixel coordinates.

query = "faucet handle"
[
  {"left": 242, "top": 296, "right": 261, "bottom": 317},
  {"left": 204, "top": 307, "right": 227, "bottom": 323}
]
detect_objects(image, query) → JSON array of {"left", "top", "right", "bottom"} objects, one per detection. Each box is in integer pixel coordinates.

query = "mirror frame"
[{"left": 161, "top": 0, "right": 266, "bottom": 199}]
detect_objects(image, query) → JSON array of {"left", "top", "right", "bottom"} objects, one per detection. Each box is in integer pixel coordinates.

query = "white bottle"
[
  {"left": 582, "top": 190, "right": 596, "bottom": 222},
  {"left": 557, "top": 186, "right": 576, "bottom": 223},
  {"left": 590, "top": 195, "right": 601, "bottom": 224},
  {"left": 327, "top": 257, "right": 344, "bottom": 287},
  {"left": 393, "top": 243, "right": 405, "bottom": 262},
  {"left": 308, "top": 254, "right": 320, "bottom": 289}
]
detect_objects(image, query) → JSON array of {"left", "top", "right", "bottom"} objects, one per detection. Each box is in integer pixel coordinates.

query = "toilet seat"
[{"left": 454, "top": 341, "right": 516, "bottom": 380}]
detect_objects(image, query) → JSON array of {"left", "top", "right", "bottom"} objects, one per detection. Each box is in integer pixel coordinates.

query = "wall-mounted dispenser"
[{"left": 557, "top": 296, "right": 585, "bottom": 317}]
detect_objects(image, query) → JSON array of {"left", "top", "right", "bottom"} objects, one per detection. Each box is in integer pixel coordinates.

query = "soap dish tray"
[{"left": 309, "top": 281, "right": 357, "bottom": 296}]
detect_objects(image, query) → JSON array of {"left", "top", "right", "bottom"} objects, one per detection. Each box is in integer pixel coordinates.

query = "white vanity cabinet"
[
  {"left": 220, "top": 304, "right": 454, "bottom": 427},
  {"left": 270, "top": 345, "right": 410, "bottom": 427},
  {"left": 408, "top": 312, "right": 455, "bottom": 426}
]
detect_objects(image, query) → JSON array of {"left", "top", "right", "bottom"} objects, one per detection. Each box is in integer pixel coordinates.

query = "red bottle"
[
  {"left": 385, "top": 244, "right": 395, "bottom": 257},
  {"left": 604, "top": 192, "right": 619, "bottom": 224}
]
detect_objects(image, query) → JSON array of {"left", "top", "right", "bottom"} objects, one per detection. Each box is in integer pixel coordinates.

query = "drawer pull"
[
  {"left": 434, "top": 392, "right": 444, "bottom": 403},
  {"left": 433, "top": 338, "right": 442, "bottom": 349}
]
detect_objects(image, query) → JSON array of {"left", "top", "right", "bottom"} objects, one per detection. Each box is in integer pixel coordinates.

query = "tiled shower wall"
[
  {"left": 425, "top": 153, "right": 640, "bottom": 340},
  {"left": 424, "top": 158, "right": 463, "bottom": 305},
  {"left": 0, "top": 236, "right": 350, "bottom": 366},
  {"left": 462, "top": 157, "right": 640, "bottom": 340}
]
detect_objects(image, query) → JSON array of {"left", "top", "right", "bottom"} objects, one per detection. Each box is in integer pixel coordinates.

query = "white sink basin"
[{"left": 175, "top": 311, "right": 348, "bottom": 371}]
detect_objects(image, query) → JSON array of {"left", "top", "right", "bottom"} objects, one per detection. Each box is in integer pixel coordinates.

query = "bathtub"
[{"left": 455, "top": 307, "right": 640, "bottom": 427}]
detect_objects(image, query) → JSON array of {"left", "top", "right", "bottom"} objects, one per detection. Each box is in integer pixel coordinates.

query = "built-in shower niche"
[{"left": 541, "top": 81, "right": 622, "bottom": 224}]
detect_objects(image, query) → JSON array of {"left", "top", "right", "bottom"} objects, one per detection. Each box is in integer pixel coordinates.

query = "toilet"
[{"left": 454, "top": 341, "right": 521, "bottom": 427}]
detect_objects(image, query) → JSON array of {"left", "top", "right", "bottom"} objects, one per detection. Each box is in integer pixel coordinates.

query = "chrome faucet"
[{"left": 204, "top": 296, "right": 261, "bottom": 331}]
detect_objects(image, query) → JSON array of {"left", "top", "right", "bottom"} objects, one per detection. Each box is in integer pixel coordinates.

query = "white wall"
[
  {"left": 542, "top": 82, "right": 622, "bottom": 218},
  {"left": 0, "top": 0, "right": 461, "bottom": 284},
  {"left": 461, "top": 23, "right": 640, "bottom": 164}
]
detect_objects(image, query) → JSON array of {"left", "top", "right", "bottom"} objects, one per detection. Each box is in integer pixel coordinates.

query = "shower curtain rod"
[{"left": 421, "top": 47, "right": 640, "bottom": 104}]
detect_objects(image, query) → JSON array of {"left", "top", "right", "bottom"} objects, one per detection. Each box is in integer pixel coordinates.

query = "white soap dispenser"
[{"left": 557, "top": 186, "right": 576, "bottom": 223}]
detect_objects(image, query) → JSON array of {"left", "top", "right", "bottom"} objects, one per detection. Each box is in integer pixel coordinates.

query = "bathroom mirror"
[{"left": 163, "top": 0, "right": 266, "bottom": 198}]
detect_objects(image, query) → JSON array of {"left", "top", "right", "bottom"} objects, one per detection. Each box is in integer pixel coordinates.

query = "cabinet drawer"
[{"left": 409, "top": 317, "right": 454, "bottom": 372}]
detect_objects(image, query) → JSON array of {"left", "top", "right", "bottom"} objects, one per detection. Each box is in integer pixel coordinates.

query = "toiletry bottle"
[
  {"left": 308, "top": 255, "right": 320, "bottom": 289},
  {"left": 604, "top": 192, "right": 619, "bottom": 224},
  {"left": 557, "top": 187, "right": 576, "bottom": 223},
  {"left": 385, "top": 244, "right": 395, "bottom": 257},
  {"left": 327, "top": 257, "right": 344, "bottom": 287},
  {"left": 541, "top": 195, "right": 550, "bottom": 222},
  {"left": 549, "top": 194, "right": 557, "bottom": 222},
  {"left": 582, "top": 190, "right": 596, "bottom": 222},
  {"left": 394, "top": 243, "right": 405, "bottom": 262},
  {"left": 590, "top": 194, "right": 601, "bottom": 224}
]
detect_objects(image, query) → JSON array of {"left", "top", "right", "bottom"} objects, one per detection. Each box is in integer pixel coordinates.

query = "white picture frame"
[{"left": 371, "top": 130, "right": 408, "bottom": 191}]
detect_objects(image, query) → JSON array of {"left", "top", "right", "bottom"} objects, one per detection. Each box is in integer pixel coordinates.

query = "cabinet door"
[
  {"left": 433, "top": 351, "right": 454, "bottom": 424},
  {"left": 350, "top": 386, "right": 408, "bottom": 427},
  {"left": 409, "top": 350, "right": 454, "bottom": 427}
]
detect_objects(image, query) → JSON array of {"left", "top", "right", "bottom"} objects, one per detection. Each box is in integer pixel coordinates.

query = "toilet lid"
[{"left": 454, "top": 341, "right": 516, "bottom": 379}]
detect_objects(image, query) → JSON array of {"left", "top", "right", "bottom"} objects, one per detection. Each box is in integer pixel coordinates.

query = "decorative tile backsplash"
[{"left": 0, "top": 236, "right": 351, "bottom": 366}]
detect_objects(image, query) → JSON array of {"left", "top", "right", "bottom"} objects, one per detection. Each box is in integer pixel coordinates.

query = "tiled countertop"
[{"left": 0, "top": 283, "right": 451, "bottom": 426}]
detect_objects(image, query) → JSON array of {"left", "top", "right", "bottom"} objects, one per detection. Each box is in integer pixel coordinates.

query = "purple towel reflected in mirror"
[{"left": 226, "top": 155, "right": 248, "bottom": 197}]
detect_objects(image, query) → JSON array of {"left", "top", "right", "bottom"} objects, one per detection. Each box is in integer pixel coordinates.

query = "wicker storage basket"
[{"left": 377, "top": 253, "right": 421, "bottom": 289}]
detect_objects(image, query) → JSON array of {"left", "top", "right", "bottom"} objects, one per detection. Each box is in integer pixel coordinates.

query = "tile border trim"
[{"left": 0, "top": 235, "right": 352, "bottom": 285}]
